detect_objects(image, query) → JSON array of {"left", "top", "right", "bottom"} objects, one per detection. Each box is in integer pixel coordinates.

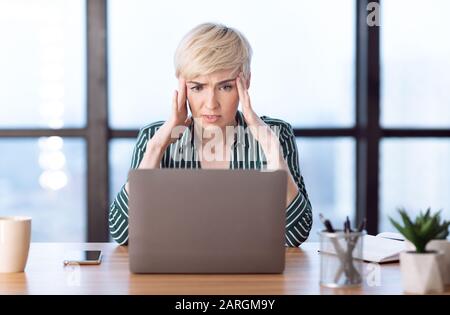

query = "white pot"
[
  {"left": 427, "top": 240, "right": 450, "bottom": 285},
  {"left": 400, "top": 251, "right": 445, "bottom": 294},
  {"left": 404, "top": 239, "right": 450, "bottom": 285}
]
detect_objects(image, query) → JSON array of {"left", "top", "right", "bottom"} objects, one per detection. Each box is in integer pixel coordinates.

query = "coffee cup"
[{"left": 0, "top": 216, "right": 32, "bottom": 273}]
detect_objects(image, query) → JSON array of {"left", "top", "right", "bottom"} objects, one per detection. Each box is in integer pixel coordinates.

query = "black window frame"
[{"left": 1, "top": 0, "right": 449, "bottom": 241}]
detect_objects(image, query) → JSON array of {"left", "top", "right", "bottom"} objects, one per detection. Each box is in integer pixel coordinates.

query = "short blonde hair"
[{"left": 174, "top": 22, "right": 253, "bottom": 80}]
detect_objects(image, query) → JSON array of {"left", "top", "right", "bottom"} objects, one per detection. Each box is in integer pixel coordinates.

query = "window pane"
[
  {"left": 380, "top": 139, "right": 450, "bottom": 232},
  {"left": 0, "top": 0, "right": 86, "bottom": 128},
  {"left": 296, "top": 138, "right": 355, "bottom": 241},
  {"left": 109, "top": 0, "right": 355, "bottom": 129},
  {"left": 109, "top": 139, "right": 135, "bottom": 203},
  {"left": 381, "top": 0, "right": 450, "bottom": 128},
  {"left": 0, "top": 138, "right": 86, "bottom": 241},
  {"left": 109, "top": 138, "right": 355, "bottom": 242}
]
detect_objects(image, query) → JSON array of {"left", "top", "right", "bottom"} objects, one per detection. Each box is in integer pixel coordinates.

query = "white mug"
[{"left": 0, "top": 216, "right": 32, "bottom": 273}]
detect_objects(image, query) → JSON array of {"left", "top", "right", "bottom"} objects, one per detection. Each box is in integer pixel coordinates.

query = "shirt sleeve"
[
  {"left": 279, "top": 122, "right": 313, "bottom": 247},
  {"left": 109, "top": 126, "right": 151, "bottom": 245}
]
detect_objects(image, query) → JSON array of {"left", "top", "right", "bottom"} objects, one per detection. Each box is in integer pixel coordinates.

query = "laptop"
[{"left": 128, "top": 169, "right": 287, "bottom": 274}]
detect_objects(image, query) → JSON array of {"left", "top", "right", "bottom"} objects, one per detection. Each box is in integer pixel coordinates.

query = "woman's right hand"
[
  {"left": 167, "top": 77, "right": 192, "bottom": 134},
  {"left": 138, "top": 78, "right": 192, "bottom": 169}
]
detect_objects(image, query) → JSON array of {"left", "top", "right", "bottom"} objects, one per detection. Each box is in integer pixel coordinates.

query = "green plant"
[
  {"left": 416, "top": 208, "right": 450, "bottom": 240},
  {"left": 389, "top": 208, "right": 450, "bottom": 253}
]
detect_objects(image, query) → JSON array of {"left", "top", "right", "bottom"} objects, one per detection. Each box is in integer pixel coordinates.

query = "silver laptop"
[{"left": 128, "top": 169, "right": 287, "bottom": 274}]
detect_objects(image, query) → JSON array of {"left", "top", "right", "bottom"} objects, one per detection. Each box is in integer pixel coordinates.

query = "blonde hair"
[{"left": 174, "top": 22, "right": 253, "bottom": 80}]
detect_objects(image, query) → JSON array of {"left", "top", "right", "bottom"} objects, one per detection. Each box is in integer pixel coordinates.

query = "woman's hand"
[
  {"left": 138, "top": 78, "right": 192, "bottom": 169},
  {"left": 236, "top": 72, "right": 262, "bottom": 127},
  {"left": 236, "top": 72, "right": 281, "bottom": 166},
  {"left": 167, "top": 77, "right": 192, "bottom": 133}
]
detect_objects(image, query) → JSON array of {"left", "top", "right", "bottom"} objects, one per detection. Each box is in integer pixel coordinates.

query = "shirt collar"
[{"left": 179, "top": 110, "right": 249, "bottom": 149}]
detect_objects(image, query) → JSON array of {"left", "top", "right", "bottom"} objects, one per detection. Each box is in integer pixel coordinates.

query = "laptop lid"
[{"left": 128, "top": 169, "right": 287, "bottom": 274}]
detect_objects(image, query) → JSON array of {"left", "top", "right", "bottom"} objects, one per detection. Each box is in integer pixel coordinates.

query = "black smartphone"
[{"left": 63, "top": 250, "right": 102, "bottom": 265}]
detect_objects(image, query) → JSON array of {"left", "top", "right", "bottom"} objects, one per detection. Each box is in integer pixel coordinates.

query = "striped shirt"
[{"left": 109, "top": 110, "right": 313, "bottom": 247}]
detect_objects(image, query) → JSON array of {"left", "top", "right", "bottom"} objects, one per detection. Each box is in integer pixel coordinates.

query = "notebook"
[
  {"left": 319, "top": 233, "right": 405, "bottom": 264},
  {"left": 360, "top": 234, "right": 405, "bottom": 263}
]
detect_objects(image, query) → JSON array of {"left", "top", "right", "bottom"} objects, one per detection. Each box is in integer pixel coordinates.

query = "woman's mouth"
[{"left": 202, "top": 115, "right": 221, "bottom": 123}]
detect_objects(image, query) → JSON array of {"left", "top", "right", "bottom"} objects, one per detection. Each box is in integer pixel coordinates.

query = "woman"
[{"left": 109, "top": 22, "right": 313, "bottom": 247}]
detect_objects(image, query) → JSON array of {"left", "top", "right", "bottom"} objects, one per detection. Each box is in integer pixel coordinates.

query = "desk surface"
[{"left": 1, "top": 242, "right": 449, "bottom": 295}]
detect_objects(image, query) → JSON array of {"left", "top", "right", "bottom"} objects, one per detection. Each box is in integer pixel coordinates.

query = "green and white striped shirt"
[{"left": 109, "top": 110, "right": 313, "bottom": 247}]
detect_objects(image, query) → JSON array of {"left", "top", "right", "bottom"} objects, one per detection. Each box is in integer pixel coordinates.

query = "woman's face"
[{"left": 186, "top": 69, "right": 247, "bottom": 130}]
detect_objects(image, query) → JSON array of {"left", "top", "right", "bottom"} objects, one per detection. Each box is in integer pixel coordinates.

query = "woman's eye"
[
  {"left": 190, "top": 86, "right": 202, "bottom": 92},
  {"left": 221, "top": 85, "right": 233, "bottom": 91}
]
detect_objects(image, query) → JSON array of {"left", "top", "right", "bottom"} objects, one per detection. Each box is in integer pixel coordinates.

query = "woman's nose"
[{"left": 205, "top": 91, "right": 219, "bottom": 109}]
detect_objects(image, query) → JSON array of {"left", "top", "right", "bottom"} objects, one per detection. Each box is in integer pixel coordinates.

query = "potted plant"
[
  {"left": 402, "top": 208, "right": 450, "bottom": 285},
  {"left": 389, "top": 208, "right": 449, "bottom": 294},
  {"left": 427, "top": 228, "right": 450, "bottom": 286}
]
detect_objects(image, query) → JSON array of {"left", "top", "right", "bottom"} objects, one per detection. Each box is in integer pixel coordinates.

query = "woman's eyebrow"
[
  {"left": 187, "top": 78, "right": 236, "bottom": 86},
  {"left": 186, "top": 81, "right": 205, "bottom": 85},
  {"left": 216, "top": 79, "right": 236, "bottom": 85}
]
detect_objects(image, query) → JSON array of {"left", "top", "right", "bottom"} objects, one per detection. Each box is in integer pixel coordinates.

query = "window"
[
  {"left": 108, "top": 0, "right": 355, "bottom": 129},
  {"left": 0, "top": 0, "right": 87, "bottom": 241},
  {"left": 0, "top": 0, "right": 86, "bottom": 128},
  {"left": 297, "top": 138, "right": 355, "bottom": 240},
  {"left": 0, "top": 138, "right": 86, "bottom": 241},
  {"left": 3, "top": 1, "right": 448, "bottom": 242},
  {"left": 380, "top": 139, "right": 450, "bottom": 232},
  {"left": 381, "top": 0, "right": 450, "bottom": 128},
  {"left": 379, "top": 0, "right": 450, "bottom": 231}
]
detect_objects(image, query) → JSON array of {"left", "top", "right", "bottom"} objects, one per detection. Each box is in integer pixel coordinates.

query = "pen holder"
[{"left": 319, "top": 230, "right": 365, "bottom": 288}]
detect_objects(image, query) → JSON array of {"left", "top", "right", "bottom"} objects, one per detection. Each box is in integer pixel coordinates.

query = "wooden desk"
[{"left": 0, "top": 242, "right": 448, "bottom": 295}]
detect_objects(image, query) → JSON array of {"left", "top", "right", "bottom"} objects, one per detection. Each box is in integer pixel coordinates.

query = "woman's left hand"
[
  {"left": 236, "top": 72, "right": 263, "bottom": 127},
  {"left": 236, "top": 72, "right": 283, "bottom": 169}
]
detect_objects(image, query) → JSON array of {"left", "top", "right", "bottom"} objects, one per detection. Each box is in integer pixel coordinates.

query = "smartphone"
[{"left": 63, "top": 250, "right": 102, "bottom": 266}]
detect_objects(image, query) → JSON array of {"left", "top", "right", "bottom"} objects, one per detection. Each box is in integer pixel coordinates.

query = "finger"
[
  {"left": 236, "top": 74, "right": 246, "bottom": 107},
  {"left": 177, "top": 77, "right": 187, "bottom": 111},
  {"left": 244, "top": 88, "right": 252, "bottom": 109},
  {"left": 237, "top": 73, "right": 251, "bottom": 109},
  {"left": 242, "top": 73, "right": 253, "bottom": 108},
  {"left": 172, "top": 90, "right": 178, "bottom": 113}
]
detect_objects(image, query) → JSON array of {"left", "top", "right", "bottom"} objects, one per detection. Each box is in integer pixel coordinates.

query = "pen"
[
  {"left": 345, "top": 216, "right": 352, "bottom": 233},
  {"left": 319, "top": 213, "right": 335, "bottom": 233},
  {"left": 357, "top": 218, "right": 367, "bottom": 232}
]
